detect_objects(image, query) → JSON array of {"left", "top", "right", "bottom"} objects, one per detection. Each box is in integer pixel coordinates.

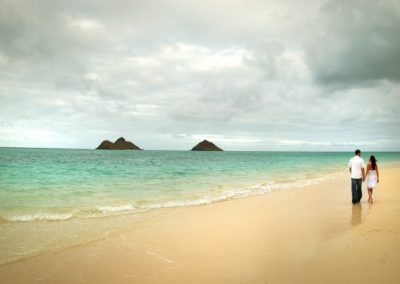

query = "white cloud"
[
  {"left": 66, "top": 17, "right": 104, "bottom": 31},
  {"left": 0, "top": 127, "right": 67, "bottom": 147}
]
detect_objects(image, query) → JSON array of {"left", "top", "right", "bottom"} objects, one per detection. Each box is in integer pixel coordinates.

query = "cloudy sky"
[{"left": 0, "top": 0, "right": 399, "bottom": 150}]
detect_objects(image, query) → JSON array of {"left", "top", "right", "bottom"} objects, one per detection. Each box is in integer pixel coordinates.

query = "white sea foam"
[
  {"left": 143, "top": 198, "right": 213, "bottom": 209},
  {"left": 131, "top": 177, "right": 332, "bottom": 211},
  {"left": 4, "top": 213, "right": 73, "bottom": 222},
  {"left": 96, "top": 204, "right": 136, "bottom": 213},
  {"left": 143, "top": 183, "right": 276, "bottom": 209}
]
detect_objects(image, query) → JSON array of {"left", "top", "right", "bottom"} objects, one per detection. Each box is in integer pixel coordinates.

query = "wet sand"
[{"left": 0, "top": 167, "right": 399, "bottom": 283}]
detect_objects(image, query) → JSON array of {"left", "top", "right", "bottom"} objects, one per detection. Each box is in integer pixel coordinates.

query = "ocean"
[
  {"left": 1, "top": 148, "right": 400, "bottom": 264},
  {"left": 1, "top": 148, "right": 400, "bottom": 222}
]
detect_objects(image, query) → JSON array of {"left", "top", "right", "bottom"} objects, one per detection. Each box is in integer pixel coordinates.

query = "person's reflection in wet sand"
[{"left": 351, "top": 204, "right": 362, "bottom": 227}]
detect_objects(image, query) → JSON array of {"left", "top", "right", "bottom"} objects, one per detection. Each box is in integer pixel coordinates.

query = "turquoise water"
[{"left": 1, "top": 148, "right": 400, "bottom": 222}]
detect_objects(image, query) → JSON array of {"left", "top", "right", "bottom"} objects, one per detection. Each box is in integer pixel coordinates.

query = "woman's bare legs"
[{"left": 367, "top": 188, "right": 373, "bottom": 203}]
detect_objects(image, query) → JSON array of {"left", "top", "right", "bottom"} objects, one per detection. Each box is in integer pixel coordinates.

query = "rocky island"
[
  {"left": 96, "top": 137, "right": 142, "bottom": 150},
  {"left": 191, "top": 140, "right": 223, "bottom": 151}
]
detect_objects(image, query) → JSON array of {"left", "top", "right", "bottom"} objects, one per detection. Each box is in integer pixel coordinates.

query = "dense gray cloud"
[
  {"left": 305, "top": 0, "right": 400, "bottom": 87},
  {"left": 0, "top": 0, "right": 399, "bottom": 150}
]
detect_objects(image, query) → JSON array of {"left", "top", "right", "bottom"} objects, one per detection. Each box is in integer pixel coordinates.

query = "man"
[{"left": 348, "top": 149, "right": 366, "bottom": 205}]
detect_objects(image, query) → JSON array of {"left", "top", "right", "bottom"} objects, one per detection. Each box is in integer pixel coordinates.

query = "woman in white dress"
[{"left": 366, "top": 155, "right": 380, "bottom": 203}]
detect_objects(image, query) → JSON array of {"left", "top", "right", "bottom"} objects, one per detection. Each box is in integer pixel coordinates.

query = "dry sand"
[{"left": 0, "top": 167, "right": 399, "bottom": 283}]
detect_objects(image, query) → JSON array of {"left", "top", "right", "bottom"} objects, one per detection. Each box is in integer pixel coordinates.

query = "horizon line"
[{"left": 1, "top": 146, "right": 399, "bottom": 153}]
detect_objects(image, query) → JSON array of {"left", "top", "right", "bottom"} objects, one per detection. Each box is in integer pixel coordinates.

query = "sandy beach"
[{"left": 1, "top": 166, "right": 399, "bottom": 284}]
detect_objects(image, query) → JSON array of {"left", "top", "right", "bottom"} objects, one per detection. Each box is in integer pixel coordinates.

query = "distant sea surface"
[{"left": 2, "top": 148, "right": 400, "bottom": 223}]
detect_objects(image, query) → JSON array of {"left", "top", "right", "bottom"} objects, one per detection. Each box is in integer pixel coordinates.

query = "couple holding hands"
[{"left": 348, "top": 149, "right": 380, "bottom": 204}]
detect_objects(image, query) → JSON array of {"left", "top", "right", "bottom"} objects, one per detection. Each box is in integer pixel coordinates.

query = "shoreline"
[
  {"left": 0, "top": 165, "right": 399, "bottom": 283},
  {"left": 0, "top": 170, "right": 343, "bottom": 223},
  {"left": 0, "top": 165, "right": 349, "bottom": 266}
]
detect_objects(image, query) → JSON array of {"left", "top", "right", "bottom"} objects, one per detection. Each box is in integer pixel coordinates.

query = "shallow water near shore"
[{"left": 1, "top": 148, "right": 400, "bottom": 264}]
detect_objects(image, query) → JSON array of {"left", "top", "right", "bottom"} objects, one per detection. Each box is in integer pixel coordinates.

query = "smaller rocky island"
[
  {"left": 96, "top": 137, "right": 142, "bottom": 150},
  {"left": 191, "top": 140, "right": 223, "bottom": 151}
]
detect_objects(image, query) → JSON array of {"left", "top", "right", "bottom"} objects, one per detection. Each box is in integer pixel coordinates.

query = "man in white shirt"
[{"left": 348, "top": 149, "right": 366, "bottom": 205}]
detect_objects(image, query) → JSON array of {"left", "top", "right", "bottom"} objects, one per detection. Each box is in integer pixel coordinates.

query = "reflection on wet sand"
[{"left": 351, "top": 204, "right": 362, "bottom": 227}]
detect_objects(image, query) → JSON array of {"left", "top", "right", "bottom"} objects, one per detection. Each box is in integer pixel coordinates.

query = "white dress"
[{"left": 366, "top": 170, "right": 377, "bottom": 188}]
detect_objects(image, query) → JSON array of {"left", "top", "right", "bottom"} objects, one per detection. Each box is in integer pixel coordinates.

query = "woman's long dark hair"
[{"left": 370, "top": 155, "right": 377, "bottom": 170}]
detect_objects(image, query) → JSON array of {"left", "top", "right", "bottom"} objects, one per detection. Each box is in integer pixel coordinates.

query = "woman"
[{"left": 366, "top": 155, "right": 380, "bottom": 203}]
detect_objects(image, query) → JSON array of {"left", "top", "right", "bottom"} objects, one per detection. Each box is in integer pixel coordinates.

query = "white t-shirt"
[{"left": 348, "top": 156, "right": 366, "bottom": 179}]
